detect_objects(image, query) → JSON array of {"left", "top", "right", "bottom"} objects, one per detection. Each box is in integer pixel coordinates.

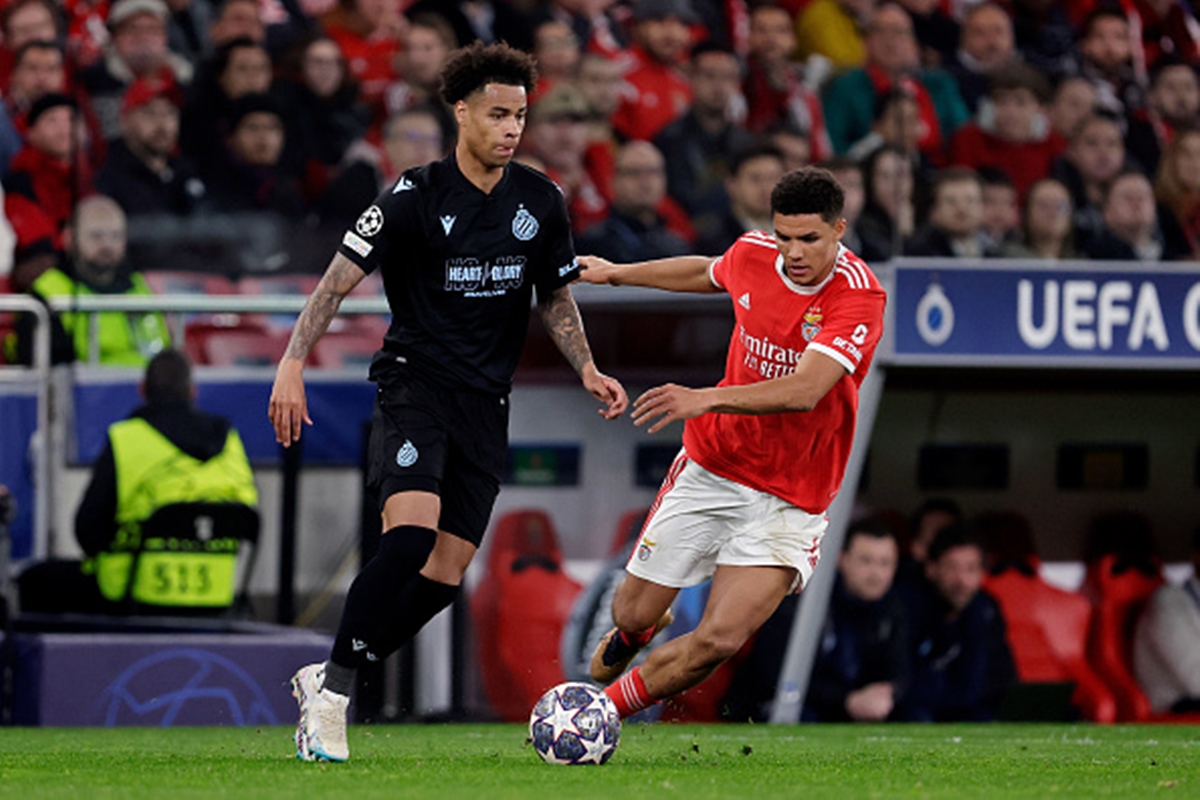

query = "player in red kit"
[{"left": 577, "top": 166, "right": 887, "bottom": 718}]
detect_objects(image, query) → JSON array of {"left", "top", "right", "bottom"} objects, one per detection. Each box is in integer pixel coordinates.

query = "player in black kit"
[{"left": 268, "top": 41, "right": 628, "bottom": 762}]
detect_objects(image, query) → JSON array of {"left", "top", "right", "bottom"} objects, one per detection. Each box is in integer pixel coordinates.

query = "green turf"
[{"left": 0, "top": 723, "right": 1195, "bottom": 799}]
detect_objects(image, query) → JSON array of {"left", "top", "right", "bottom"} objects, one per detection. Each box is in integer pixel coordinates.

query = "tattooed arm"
[
  {"left": 537, "top": 284, "right": 628, "bottom": 419},
  {"left": 268, "top": 254, "right": 367, "bottom": 445}
]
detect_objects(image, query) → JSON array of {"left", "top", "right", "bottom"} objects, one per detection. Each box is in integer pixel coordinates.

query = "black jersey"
[{"left": 338, "top": 153, "right": 581, "bottom": 394}]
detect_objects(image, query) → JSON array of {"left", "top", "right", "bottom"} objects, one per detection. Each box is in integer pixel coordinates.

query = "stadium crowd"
[
  {"left": 0, "top": 0, "right": 1197, "bottom": 725},
  {"left": 0, "top": 0, "right": 1198, "bottom": 361}
]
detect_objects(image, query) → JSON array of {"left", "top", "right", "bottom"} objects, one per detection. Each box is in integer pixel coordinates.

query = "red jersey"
[
  {"left": 682, "top": 232, "right": 886, "bottom": 514},
  {"left": 611, "top": 47, "right": 691, "bottom": 142}
]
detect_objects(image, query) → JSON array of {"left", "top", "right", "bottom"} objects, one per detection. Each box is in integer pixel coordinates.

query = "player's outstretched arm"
[
  {"left": 576, "top": 254, "right": 723, "bottom": 294},
  {"left": 537, "top": 284, "right": 629, "bottom": 419},
  {"left": 632, "top": 350, "right": 847, "bottom": 433},
  {"left": 268, "top": 254, "right": 367, "bottom": 446}
]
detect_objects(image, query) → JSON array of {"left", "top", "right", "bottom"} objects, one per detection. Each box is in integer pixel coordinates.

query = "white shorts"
[{"left": 626, "top": 450, "right": 826, "bottom": 593}]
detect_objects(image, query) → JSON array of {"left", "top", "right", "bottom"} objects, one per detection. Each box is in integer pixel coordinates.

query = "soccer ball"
[{"left": 529, "top": 681, "right": 621, "bottom": 765}]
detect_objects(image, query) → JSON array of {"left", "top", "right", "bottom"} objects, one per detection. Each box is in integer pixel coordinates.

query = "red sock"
[
  {"left": 605, "top": 666, "right": 657, "bottom": 718},
  {"left": 618, "top": 625, "right": 657, "bottom": 648}
]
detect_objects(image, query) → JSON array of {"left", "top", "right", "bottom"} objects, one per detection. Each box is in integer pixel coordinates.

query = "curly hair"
[
  {"left": 770, "top": 166, "right": 845, "bottom": 223},
  {"left": 438, "top": 41, "right": 537, "bottom": 106}
]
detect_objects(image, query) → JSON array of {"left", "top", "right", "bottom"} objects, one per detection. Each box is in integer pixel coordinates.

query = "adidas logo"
[{"left": 738, "top": 292, "right": 751, "bottom": 310}]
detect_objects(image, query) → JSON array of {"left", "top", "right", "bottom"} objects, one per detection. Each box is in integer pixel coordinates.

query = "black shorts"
[{"left": 366, "top": 364, "right": 509, "bottom": 546}]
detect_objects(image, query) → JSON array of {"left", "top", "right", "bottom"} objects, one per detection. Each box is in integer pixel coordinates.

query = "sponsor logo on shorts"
[
  {"left": 396, "top": 439, "right": 418, "bottom": 467},
  {"left": 342, "top": 231, "right": 373, "bottom": 257},
  {"left": 356, "top": 205, "right": 384, "bottom": 237}
]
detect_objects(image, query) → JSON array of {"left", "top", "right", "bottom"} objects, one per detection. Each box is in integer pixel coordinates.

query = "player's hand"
[
  {"left": 268, "top": 357, "right": 312, "bottom": 446},
  {"left": 575, "top": 255, "right": 622, "bottom": 285},
  {"left": 632, "top": 383, "right": 712, "bottom": 434},
  {"left": 581, "top": 363, "right": 628, "bottom": 420},
  {"left": 845, "top": 682, "right": 894, "bottom": 721}
]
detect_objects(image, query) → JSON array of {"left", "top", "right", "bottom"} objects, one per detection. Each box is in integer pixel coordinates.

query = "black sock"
[
  {"left": 322, "top": 660, "right": 356, "bottom": 696},
  {"left": 373, "top": 574, "right": 460, "bottom": 656},
  {"left": 329, "top": 525, "right": 436, "bottom": 670}
]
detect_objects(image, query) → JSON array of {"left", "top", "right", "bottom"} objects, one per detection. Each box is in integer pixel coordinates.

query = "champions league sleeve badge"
[
  {"left": 512, "top": 205, "right": 539, "bottom": 241},
  {"left": 356, "top": 205, "right": 384, "bottom": 238}
]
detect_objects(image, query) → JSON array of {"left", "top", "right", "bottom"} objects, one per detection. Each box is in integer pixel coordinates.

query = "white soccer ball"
[{"left": 529, "top": 681, "right": 621, "bottom": 765}]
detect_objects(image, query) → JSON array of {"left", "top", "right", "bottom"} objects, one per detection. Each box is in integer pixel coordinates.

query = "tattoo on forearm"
[
  {"left": 540, "top": 287, "right": 593, "bottom": 374},
  {"left": 284, "top": 260, "right": 356, "bottom": 360}
]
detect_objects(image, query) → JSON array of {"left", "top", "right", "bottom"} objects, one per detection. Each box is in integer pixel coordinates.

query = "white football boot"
[{"left": 291, "top": 663, "right": 350, "bottom": 762}]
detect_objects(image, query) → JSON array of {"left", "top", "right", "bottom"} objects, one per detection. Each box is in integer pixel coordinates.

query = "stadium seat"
[
  {"left": 235, "top": 274, "right": 321, "bottom": 297},
  {"left": 1082, "top": 553, "right": 1164, "bottom": 722},
  {"left": 190, "top": 328, "right": 297, "bottom": 368},
  {"left": 310, "top": 331, "right": 380, "bottom": 370},
  {"left": 469, "top": 509, "right": 582, "bottom": 722},
  {"left": 143, "top": 271, "right": 238, "bottom": 296},
  {"left": 984, "top": 565, "right": 1117, "bottom": 722}
]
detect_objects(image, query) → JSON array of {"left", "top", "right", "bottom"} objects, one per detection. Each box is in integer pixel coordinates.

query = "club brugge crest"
[{"left": 512, "top": 205, "right": 538, "bottom": 241}]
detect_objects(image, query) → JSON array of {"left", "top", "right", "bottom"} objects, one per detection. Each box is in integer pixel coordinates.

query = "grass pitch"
[{"left": 0, "top": 722, "right": 1195, "bottom": 799}]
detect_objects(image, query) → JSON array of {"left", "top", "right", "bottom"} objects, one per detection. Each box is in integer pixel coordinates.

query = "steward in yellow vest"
[
  {"left": 6, "top": 195, "right": 169, "bottom": 366},
  {"left": 76, "top": 349, "right": 258, "bottom": 610}
]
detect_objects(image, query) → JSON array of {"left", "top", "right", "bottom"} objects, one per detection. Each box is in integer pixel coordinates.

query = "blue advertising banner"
[
  {"left": 886, "top": 260, "right": 1200, "bottom": 369},
  {"left": 0, "top": 388, "right": 37, "bottom": 559}
]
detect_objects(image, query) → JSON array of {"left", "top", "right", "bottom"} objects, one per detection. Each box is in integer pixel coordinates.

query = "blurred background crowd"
[{"left": 0, "top": 0, "right": 1198, "bottom": 367}]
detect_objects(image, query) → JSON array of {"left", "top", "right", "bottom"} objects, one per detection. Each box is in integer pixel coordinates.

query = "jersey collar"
[
  {"left": 449, "top": 151, "right": 512, "bottom": 196},
  {"left": 773, "top": 243, "right": 843, "bottom": 296}
]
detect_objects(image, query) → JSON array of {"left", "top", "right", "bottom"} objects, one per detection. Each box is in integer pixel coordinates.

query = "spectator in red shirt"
[
  {"left": 1127, "top": 0, "right": 1198, "bottom": 73},
  {"left": 4, "top": 94, "right": 93, "bottom": 242},
  {"left": 950, "top": 63, "right": 1065, "bottom": 198},
  {"left": 320, "top": 0, "right": 405, "bottom": 125},
  {"left": 742, "top": 2, "right": 831, "bottom": 163},
  {"left": 611, "top": 0, "right": 695, "bottom": 143},
  {"left": 0, "top": 40, "right": 68, "bottom": 171},
  {"left": 522, "top": 82, "right": 610, "bottom": 235}
]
